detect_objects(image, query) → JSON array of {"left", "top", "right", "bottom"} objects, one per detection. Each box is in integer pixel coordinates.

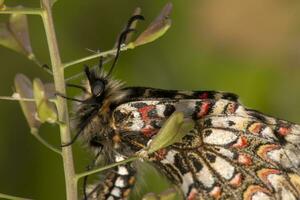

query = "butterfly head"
[{"left": 84, "top": 66, "right": 106, "bottom": 99}]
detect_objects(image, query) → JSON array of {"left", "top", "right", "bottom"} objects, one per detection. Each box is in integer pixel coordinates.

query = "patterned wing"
[{"left": 112, "top": 99, "right": 300, "bottom": 200}]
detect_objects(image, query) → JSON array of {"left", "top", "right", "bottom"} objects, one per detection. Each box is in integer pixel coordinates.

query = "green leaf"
[
  {"left": 0, "top": 23, "right": 24, "bottom": 54},
  {"left": 14, "top": 74, "right": 41, "bottom": 133},
  {"left": 33, "top": 78, "right": 57, "bottom": 124},
  {"left": 146, "top": 112, "right": 194, "bottom": 154},
  {"left": 9, "top": 11, "right": 33, "bottom": 56},
  {"left": 130, "top": 2, "right": 172, "bottom": 48},
  {"left": 14, "top": 75, "right": 57, "bottom": 131},
  {"left": 0, "top": 10, "right": 36, "bottom": 61}
]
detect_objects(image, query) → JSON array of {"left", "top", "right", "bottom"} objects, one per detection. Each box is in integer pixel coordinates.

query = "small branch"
[
  {"left": 32, "top": 132, "right": 62, "bottom": 155},
  {"left": 0, "top": 192, "right": 32, "bottom": 200},
  {"left": 28, "top": 55, "right": 53, "bottom": 75},
  {"left": 0, "top": 96, "right": 35, "bottom": 102},
  {"left": 63, "top": 45, "right": 131, "bottom": 70},
  {"left": 0, "top": 95, "right": 56, "bottom": 103},
  {"left": 75, "top": 156, "right": 138, "bottom": 181},
  {"left": 0, "top": 7, "right": 42, "bottom": 15}
]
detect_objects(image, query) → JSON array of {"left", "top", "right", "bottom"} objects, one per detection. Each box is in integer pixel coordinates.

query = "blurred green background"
[{"left": 1, "top": 0, "right": 300, "bottom": 199}]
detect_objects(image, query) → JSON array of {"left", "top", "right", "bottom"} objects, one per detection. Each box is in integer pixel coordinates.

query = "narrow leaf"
[
  {"left": 14, "top": 74, "right": 40, "bottom": 133},
  {"left": 0, "top": 10, "right": 37, "bottom": 62},
  {"left": 0, "top": 23, "right": 25, "bottom": 54},
  {"left": 33, "top": 78, "right": 57, "bottom": 124},
  {"left": 131, "top": 2, "right": 172, "bottom": 48},
  {"left": 164, "top": 118, "right": 195, "bottom": 148},
  {"left": 9, "top": 11, "right": 35, "bottom": 59},
  {"left": 147, "top": 112, "right": 194, "bottom": 154}
]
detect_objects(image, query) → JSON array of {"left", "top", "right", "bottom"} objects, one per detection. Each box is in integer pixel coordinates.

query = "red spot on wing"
[
  {"left": 257, "top": 144, "right": 280, "bottom": 165},
  {"left": 187, "top": 188, "right": 198, "bottom": 200},
  {"left": 243, "top": 185, "right": 271, "bottom": 200},
  {"left": 229, "top": 173, "right": 242, "bottom": 188},
  {"left": 138, "top": 105, "right": 160, "bottom": 137},
  {"left": 278, "top": 126, "right": 291, "bottom": 136},
  {"left": 238, "top": 154, "right": 252, "bottom": 166},
  {"left": 257, "top": 168, "right": 281, "bottom": 186},
  {"left": 209, "top": 186, "right": 222, "bottom": 199},
  {"left": 138, "top": 105, "right": 155, "bottom": 121},
  {"left": 141, "top": 127, "right": 158, "bottom": 137},
  {"left": 226, "top": 102, "right": 238, "bottom": 114},
  {"left": 248, "top": 122, "right": 263, "bottom": 135},
  {"left": 197, "top": 101, "right": 211, "bottom": 118},
  {"left": 232, "top": 136, "right": 248, "bottom": 148}
]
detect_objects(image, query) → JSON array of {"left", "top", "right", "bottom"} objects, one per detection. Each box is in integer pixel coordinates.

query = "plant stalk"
[
  {"left": 63, "top": 45, "right": 131, "bottom": 69},
  {"left": 32, "top": 132, "right": 62, "bottom": 155},
  {"left": 0, "top": 193, "right": 32, "bottom": 200},
  {"left": 75, "top": 156, "right": 138, "bottom": 181},
  {"left": 0, "top": 7, "right": 42, "bottom": 15},
  {"left": 40, "top": 1, "right": 77, "bottom": 200},
  {"left": 0, "top": 96, "right": 36, "bottom": 101}
]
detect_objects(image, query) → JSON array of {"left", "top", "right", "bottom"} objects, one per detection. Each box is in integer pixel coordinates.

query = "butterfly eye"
[{"left": 92, "top": 80, "right": 105, "bottom": 97}]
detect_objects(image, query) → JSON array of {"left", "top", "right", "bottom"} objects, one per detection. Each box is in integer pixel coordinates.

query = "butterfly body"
[{"left": 73, "top": 68, "right": 300, "bottom": 200}]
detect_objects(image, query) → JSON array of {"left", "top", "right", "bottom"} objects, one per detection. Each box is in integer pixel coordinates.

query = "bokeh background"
[{"left": 1, "top": 0, "right": 300, "bottom": 199}]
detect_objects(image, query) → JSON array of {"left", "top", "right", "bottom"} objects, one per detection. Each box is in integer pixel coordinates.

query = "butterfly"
[{"left": 64, "top": 15, "right": 300, "bottom": 200}]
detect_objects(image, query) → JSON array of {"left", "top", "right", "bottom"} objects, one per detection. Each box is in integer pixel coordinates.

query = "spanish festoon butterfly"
[{"left": 66, "top": 14, "right": 300, "bottom": 200}]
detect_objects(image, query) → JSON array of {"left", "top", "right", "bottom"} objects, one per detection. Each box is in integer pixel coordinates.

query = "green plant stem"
[
  {"left": 40, "top": 1, "right": 77, "bottom": 200},
  {"left": 0, "top": 96, "right": 36, "bottom": 102},
  {"left": 75, "top": 156, "right": 138, "bottom": 181},
  {"left": 0, "top": 193, "right": 32, "bottom": 200},
  {"left": 32, "top": 132, "right": 62, "bottom": 155},
  {"left": 63, "top": 45, "right": 131, "bottom": 69},
  {"left": 0, "top": 95, "right": 56, "bottom": 103},
  {"left": 0, "top": 7, "right": 42, "bottom": 15}
]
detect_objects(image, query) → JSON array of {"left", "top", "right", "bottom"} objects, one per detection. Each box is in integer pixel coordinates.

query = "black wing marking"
[{"left": 119, "top": 87, "right": 239, "bottom": 103}]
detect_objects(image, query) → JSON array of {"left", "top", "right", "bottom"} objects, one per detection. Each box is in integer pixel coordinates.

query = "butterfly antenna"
[
  {"left": 106, "top": 28, "right": 135, "bottom": 77},
  {"left": 126, "top": 15, "right": 145, "bottom": 29},
  {"left": 106, "top": 14, "right": 145, "bottom": 77},
  {"left": 98, "top": 56, "right": 104, "bottom": 71},
  {"left": 84, "top": 65, "right": 93, "bottom": 84}
]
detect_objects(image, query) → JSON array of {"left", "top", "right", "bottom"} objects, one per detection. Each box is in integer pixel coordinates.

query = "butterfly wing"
[
  {"left": 83, "top": 89, "right": 239, "bottom": 200},
  {"left": 112, "top": 98, "right": 300, "bottom": 200}
]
